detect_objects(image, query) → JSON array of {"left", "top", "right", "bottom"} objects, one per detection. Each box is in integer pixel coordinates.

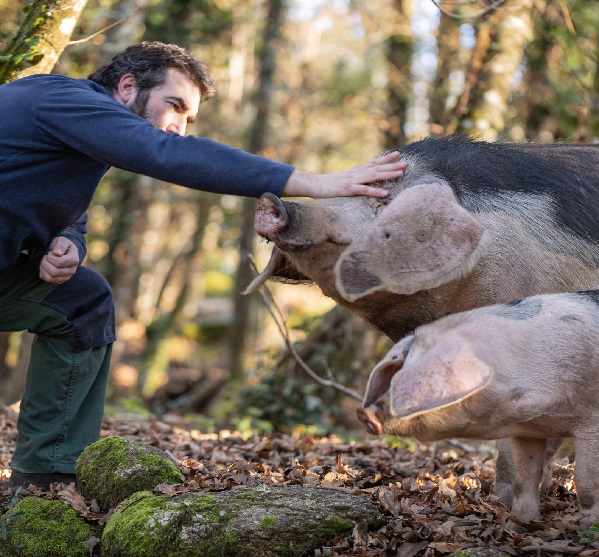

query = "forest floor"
[{"left": 1, "top": 403, "right": 598, "bottom": 556}]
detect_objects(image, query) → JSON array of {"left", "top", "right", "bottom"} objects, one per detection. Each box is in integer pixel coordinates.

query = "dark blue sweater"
[{"left": 0, "top": 74, "right": 294, "bottom": 271}]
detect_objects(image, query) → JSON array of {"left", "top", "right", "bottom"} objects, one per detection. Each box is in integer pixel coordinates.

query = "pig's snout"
[
  {"left": 357, "top": 405, "right": 385, "bottom": 436},
  {"left": 255, "top": 193, "right": 289, "bottom": 240}
]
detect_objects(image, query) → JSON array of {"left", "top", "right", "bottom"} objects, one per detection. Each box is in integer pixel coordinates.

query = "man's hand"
[
  {"left": 39, "top": 237, "right": 79, "bottom": 284},
  {"left": 281, "top": 151, "right": 406, "bottom": 198}
]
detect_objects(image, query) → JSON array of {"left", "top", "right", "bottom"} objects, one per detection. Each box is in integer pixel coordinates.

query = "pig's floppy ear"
[
  {"left": 363, "top": 335, "right": 414, "bottom": 407},
  {"left": 244, "top": 246, "right": 312, "bottom": 294},
  {"left": 335, "top": 182, "right": 491, "bottom": 301},
  {"left": 391, "top": 341, "right": 492, "bottom": 419}
]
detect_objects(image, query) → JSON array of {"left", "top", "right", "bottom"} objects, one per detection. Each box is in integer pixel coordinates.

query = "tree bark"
[
  {"left": 451, "top": 0, "right": 543, "bottom": 140},
  {"left": 590, "top": 37, "right": 599, "bottom": 141},
  {"left": 229, "top": 0, "right": 286, "bottom": 381},
  {"left": 382, "top": 0, "right": 412, "bottom": 149},
  {"left": 430, "top": 4, "right": 463, "bottom": 135},
  {"left": 136, "top": 198, "right": 211, "bottom": 395},
  {"left": 0, "top": 0, "right": 88, "bottom": 84}
]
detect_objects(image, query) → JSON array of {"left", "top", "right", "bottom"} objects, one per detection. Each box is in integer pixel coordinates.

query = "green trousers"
[{"left": 0, "top": 259, "right": 112, "bottom": 474}]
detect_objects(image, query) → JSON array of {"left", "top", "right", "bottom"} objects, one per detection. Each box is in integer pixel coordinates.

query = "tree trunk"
[
  {"left": 590, "top": 36, "right": 599, "bottom": 141},
  {"left": 136, "top": 197, "right": 211, "bottom": 396},
  {"left": 451, "top": 0, "right": 543, "bottom": 140},
  {"left": 382, "top": 0, "right": 412, "bottom": 149},
  {"left": 430, "top": 4, "right": 463, "bottom": 135},
  {"left": 229, "top": 0, "right": 286, "bottom": 381},
  {"left": 0, "top": 0, "right": 88, "bottom": 84},
  {"left": 2, "top": 332, "right": 33, "bottom": 404}
]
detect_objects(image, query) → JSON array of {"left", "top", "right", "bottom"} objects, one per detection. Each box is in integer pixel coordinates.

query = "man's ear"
[{"left": 115, "top": 73, "right": 137, "bottom": 104}]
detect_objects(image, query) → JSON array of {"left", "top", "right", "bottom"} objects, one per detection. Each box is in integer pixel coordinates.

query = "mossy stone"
[
  {"left": 101, "top": 485, "right": 385, "bottom": 557},
  {"left": 1, "top": 497, "right": 100, "bottom": 557},
  {"left": 101, "top": 490, "right": 235, "bottom": 557},
  {"left": 76, "top": 436, "right": 183, "bottom": 510}
]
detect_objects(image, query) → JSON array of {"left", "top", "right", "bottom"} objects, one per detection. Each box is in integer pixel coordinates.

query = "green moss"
[
  {"left": 276, "top": 545, "right": 296, "bottom": 557},
  {"left": 1, "top": 497, "right": 99, "bottom": 557},
  {"left": 76, "top": 436, "right": 183, "bottom": 510},
  {"left": 259, "top": 515, "right": 277, "bottom": 530},
  {"left": 320, "top": 514, "right": 355, "bottom": 538},
  {"left": 101, "top": 491, "right": 237, "bottom": 557}
]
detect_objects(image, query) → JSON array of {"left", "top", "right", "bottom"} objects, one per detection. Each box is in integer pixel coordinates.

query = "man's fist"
[{"left": 39, "top": 237, "right": 79, "bottom": 284}]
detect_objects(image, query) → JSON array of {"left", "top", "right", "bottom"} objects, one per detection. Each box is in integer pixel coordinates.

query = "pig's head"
[
  {"left": 248, "top": 180, "right": 491, "bottom": 341},
  {"left": 247, "top": 192, "right": 381, "bottom": 299},
  {"left": 357, "top": 331, "right": 493, "bottom": 441}
]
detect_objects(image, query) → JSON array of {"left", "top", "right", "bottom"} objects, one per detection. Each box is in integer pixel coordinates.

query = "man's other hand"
[
  {"left": 281, "top": 151, "right": 406, "bottom": 198},
  {"left": 39, "top": 237, "right": 79, "bottom": 284}
]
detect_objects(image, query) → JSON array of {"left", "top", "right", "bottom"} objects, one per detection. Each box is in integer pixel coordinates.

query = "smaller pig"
[{"left": 357, "top": 291, "right": 599, "bottom": 530}]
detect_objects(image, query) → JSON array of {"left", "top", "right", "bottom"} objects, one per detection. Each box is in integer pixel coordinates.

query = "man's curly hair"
[{"left": 88, "top": 41, "right": 216, "bottom": 102}]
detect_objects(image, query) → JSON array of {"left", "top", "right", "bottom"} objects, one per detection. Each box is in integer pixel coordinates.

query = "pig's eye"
[
  {"left": 416, "top": 230, "right": 429, "bottom": 242},
  {"left": 384, "top": 232, "right": 391, "bottom": 239}
]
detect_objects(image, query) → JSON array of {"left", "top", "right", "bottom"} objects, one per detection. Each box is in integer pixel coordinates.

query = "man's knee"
[{"left": 41, "top": 266, "right": 116, "bottom": 351}]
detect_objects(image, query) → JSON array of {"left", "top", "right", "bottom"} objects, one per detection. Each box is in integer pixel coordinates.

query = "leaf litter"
[{"left": 1, "top": 404, "right": 598, "bottom": 556}]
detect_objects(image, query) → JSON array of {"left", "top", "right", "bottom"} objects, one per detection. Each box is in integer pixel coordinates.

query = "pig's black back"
[{"left": 398, "top": 135, "right": 599, "bottom": 242}]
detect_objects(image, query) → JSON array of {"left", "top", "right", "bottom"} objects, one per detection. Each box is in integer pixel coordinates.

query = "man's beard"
[{"left": 129, "top": 89, "right": 151, "bottom": 119}]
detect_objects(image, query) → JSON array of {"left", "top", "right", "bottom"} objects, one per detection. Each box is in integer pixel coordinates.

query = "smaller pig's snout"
[
  {"left": 255, "top": 193, "right": 289, "bottom": 240},
  {"left": 356, "top": 404, "right": 385, "bottom": 436}
]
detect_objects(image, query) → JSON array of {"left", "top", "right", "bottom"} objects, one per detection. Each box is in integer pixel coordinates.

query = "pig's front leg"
[
  {"left": 574, "top": 434, "right": 599, "bottom": 530},
  {"left": 506, "top": 436, "right": 546, "bottom": 531},
  {"left": 495, "top": 438, "right": 515, "bottom": 507}
]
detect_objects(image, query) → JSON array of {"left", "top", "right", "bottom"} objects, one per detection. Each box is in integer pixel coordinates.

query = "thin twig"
[
  {"left": 430, "top": 0, "right": 507, "bottom": 20},
  {"left": 248, "top": 256, "right": 363, "bottom": 402},
  {"left": 68, "top": 9, "right": 140, "bottom": 46}
]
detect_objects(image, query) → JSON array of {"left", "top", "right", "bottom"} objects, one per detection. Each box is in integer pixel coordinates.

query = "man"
[{"left": 0, "top": 41, "right": 405, "bottom": 491}]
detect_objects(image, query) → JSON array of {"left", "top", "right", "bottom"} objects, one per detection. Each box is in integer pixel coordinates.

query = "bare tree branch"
[
  {"left": 68, "top": 9, "right": 139, "bottom": 45},
  {"left": 247, "top": 256, "right": 363, "bottom": 402},
  {"left": 430, "top": 0, "right": 507, "bottom": 20}
]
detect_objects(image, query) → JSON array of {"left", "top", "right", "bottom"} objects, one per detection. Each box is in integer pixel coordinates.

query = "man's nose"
[{"left": 166, "top": 116, "right": 187, "bottom": 135}]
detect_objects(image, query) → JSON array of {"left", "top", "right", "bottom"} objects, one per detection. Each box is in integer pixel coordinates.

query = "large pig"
[
  {"left": 249, "top": 135, "right": 599, "bottom": 342},
  {"left": 356, "top": 291, "right": 599, "bottom": 530},
  {"left": 248, "top": 134, "right": 599, "bottom": 509}
]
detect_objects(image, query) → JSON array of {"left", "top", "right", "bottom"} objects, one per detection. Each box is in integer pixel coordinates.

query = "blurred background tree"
[{"left": 0, "top": 0, "right": 597, "bottom": 436}]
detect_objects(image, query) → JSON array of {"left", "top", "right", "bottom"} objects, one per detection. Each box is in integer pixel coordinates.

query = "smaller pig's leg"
[
  {"left": 506, "top": 436, "right": 546, "bottom": 531},
  {"left": 540, "top": 438, "right": 568, "bottom": 496},
  {"left": 573, "top": 434, "right": 599, "bottom": 530},
  {"left": 495, "top": 438, "right": 514, "bottom": 507}
]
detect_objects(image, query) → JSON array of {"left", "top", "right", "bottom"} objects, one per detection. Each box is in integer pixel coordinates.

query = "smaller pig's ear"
[
  {"left": 335, "top": 182, "right": 491, "bottom": 301},
  {"left": 363, "top": 335, "right": 414, "bottom": 407},
  {"left": 391, "top": 341, "right": 492, "bottom": 419},
  {"left": 244, "top": 247, "right": 312, "bottom": 294}
]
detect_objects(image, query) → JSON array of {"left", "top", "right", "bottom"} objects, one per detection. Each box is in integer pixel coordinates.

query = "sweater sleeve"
[{"left": 31, "top": 79, "right": 294, "bottom": 198}]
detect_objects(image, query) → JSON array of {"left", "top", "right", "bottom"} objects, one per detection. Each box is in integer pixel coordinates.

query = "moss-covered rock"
[
  {"left": 101, "top": 485, "right": 385, "bottom": 557},
  {"left": 76, "top": 436, "right": 183, "bottom": 510},
  {"left": 1, "top": 496, "right": 100, "bottom": 557}
]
